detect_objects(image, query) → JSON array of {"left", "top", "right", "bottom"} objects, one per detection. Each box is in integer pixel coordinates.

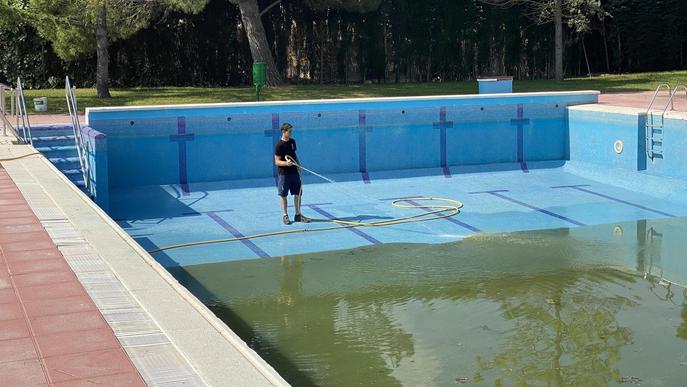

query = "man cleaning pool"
[{"left": 275, "top": 123, "right": 310, "bottom": 225}]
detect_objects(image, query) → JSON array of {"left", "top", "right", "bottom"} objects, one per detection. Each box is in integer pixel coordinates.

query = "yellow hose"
[
  {"left": 148, "top": 197, "right": 463, "bottom": 254},
  {"left": 148, "top": 156, "right": 465, "bottom": 254},
  {"left": 0, "top": 152, "right": 41, "bottom": 162}
]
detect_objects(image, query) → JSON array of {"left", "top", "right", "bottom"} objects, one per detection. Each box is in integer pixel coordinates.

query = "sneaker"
[
  {"left": 294, "top": 214, "right": 310, "bottom": 223},
  {"left": 283, "top": 214, "right": 291, "bottom": 225}
]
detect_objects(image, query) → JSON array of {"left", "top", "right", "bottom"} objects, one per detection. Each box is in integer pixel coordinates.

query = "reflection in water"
[{"left": 170, "top": 218, "right": 687, "bottom": 386}]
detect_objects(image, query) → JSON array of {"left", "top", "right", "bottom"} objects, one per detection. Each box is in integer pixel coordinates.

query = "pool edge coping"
[
  {"left": 84, "top": 90, "right": 601, "bottom": 117},
  {"left": 568, "top": 104, "right": 646, "bottom": 115}
]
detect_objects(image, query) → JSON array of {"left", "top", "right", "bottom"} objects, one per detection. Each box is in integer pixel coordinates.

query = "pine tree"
[{"left": 10, "top": 0, "right": 207, "bottom": 98}]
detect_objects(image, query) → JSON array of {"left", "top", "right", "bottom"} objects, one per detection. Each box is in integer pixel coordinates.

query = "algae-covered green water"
[{"left": 170, "top": 218, "right": 687, "bottom": 386}]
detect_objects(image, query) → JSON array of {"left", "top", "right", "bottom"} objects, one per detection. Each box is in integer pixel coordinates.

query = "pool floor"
[{"left": 111, "top": 161, "right": 687, "bottom": 267}]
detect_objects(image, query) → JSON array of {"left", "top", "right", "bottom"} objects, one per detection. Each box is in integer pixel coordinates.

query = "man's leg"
[
  {"left": 293, "top": 182, "right": 310, "bottom": 223},
  {"left": 294, "top": 193, "right": 302, "bottom": 216},
  {"left": 280, "top": 196, "right": 288, "bottom": 216},
  {"left": 278, "top": 174, "right": 290, "bottom": 224}
]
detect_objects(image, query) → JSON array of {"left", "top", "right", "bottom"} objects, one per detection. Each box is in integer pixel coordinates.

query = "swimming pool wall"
[
  {"left": 85, "top": 91, "right": 599, "bottom": 198},
  {"left": 569, "top": 105, "right": 687, "bottom": 180}
]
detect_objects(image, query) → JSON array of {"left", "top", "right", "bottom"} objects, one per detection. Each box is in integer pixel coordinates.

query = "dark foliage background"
[{"left": 1, "top": 0, "right": 685, "bottom": 88}]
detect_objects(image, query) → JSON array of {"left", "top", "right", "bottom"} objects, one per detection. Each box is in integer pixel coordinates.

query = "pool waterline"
[{"left": 112, "top": 160, "right": 687, "bottom": 267}]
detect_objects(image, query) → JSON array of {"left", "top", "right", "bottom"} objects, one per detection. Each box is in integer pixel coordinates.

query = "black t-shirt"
[{"left": 274, "top": 138, "right": 299, "bottom": 175}]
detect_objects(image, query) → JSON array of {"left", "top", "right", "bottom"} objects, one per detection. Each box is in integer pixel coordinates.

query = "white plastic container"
[{"left": 33, "top": 97, "right": 48, "bottom": 112}]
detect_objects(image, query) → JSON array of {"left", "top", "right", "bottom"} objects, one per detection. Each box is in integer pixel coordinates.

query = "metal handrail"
[
  {"left": 646, "top": 83, "right": 673, "bottom": 115},
  {"left": 1, "top": 83, "right": 8, "bottom": 136},
  {"left": 65, "top": 76, "right": 91, "bottom": 195},
  {"left": 15, "top": 77, "right": 32, "bottom": 145},
  {"left": 1, "top": 82, "right": 29, "bottom": 144},
  {"left": 661, "top": 83, "right": 687, "bottom": 117},
  {"left": 645, "top": 83, "right": 673, "bottom": 160},
  {"left": 1, "top": 84, "right": 15, "bottom": 137}
]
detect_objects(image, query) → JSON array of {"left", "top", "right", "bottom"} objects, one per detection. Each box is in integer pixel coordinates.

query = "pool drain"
[{"left": 614, "top": 140, "right": 624, "bottom": 154}]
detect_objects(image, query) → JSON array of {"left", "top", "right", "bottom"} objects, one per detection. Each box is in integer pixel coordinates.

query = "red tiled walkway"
[
  {"left": 599, "top": 91, "right": 687, "bottom": 110},
  {"left": 0, "top": 164, "right": 145, "bottom": 386}
]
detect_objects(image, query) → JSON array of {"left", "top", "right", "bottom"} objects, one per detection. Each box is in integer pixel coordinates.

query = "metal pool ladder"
[
  {"left": 0, "top": 78, "right": 33, "bottom": 144},
  {"left": 65, "top": 76, "right": 91, "bottom": 195},
  {"left": 645, "top": 83, "right": 687, "bottom": 160}
]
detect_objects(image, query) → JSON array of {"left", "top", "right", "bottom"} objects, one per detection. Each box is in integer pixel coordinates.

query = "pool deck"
[
  {"left": 13, "top": 90, "right": 684, "bottom": 124},
  {"left": 1, "top": 164, "right": 145, "bottom": 385},
  {"left": 0, "top": 132, "right": 288, "bottom": 385},
  {"left": 599, "top": 90, "right": 687, "bottom": 110}
]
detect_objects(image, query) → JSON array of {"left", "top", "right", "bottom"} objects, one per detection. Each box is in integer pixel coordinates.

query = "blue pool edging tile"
[{"left": 81, "top": 125, "right": 109, "bottom": 211}]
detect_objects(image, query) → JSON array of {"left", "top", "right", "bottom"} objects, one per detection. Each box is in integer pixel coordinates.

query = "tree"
[
  {"left": 226, "top": 0, "right": 383, "bottom": 86},
  {"left": 13, "top": 0, "right": 207, "bottom": 98},
  {"left": 484, "top": 0, "right": 605, "bottom": 80},
  {"left": 228, "top": 0, "right": 282, "bottom": 86}
]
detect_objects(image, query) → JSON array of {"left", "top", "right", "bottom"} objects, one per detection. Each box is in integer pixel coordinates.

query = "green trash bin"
[
  {"left": 252, "top": 62, "right": 266, "bottom": 87},
  {"left": 252, "top": 62, "right": 266, "bottom": 101}
]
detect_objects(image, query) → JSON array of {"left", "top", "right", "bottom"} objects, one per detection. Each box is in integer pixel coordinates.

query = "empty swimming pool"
[{"left": 80, "top": 92, "right": 687, "bottom": 385}]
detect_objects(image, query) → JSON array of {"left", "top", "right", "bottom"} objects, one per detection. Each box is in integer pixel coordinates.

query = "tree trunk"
[
  {"left": 602, "top": 20, "right": 611, "bottom": 72},
  {"left": 617, "top": 30, "right": 623, "bottom": 72},
  {"left": 95, "top": 3, "right": 111, "bottom": 98},
  {"left": 581, "top": 36, "right": 591, "bottom": 77},
  {"left": 235, "top": 0, "right": 282, "bottom": 86},
  {"left": 553, "top": 0, "right": 564, "bottom": 80}
]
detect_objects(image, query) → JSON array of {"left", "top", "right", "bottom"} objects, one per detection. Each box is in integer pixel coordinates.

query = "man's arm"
[{"left": 274, "top": 155, "right": 294, "bottom": 167}]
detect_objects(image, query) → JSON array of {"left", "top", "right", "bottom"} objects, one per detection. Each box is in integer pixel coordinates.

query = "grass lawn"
[{"left": 21, "top": 70, "right": 687, "bottom": 114}]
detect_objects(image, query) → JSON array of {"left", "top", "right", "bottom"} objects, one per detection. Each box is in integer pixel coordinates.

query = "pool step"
[
  {"left": 648, "top": 127, "right": 664, "bottom": 158},
  {"left": 31, "top": 134, "right": 76, "bottom": 147},
  {"left": 47, "top": 157, "right": 82, "bottom": 173},
  {"left": 35, "top": 144, "right": 79, "bottom": 158},
  {"left": 32, "top": 127, "right": 89, "bottom": 195},
  {"left": 61, "top": 168, "right": 83, "bottom": 177},
  {"left": 68, "top": 175, "right": 86, "bottom": 188}
]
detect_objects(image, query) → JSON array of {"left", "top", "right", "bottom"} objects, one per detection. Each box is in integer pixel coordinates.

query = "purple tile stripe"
[
  {"left": 358, "top": 110, "right": 371, "bottom": 184},
  {"left": 169, "top": 117, "right": 194, "bottom": 196},
  {"left": 511, "top": 104, "right": 530, "bottom": 173},
  {"left": 290, "top": 202, "right": 332, "bottom": 208},
  {"left": 551, "top": 185, "right": 676, "bottom": 217},
  {"left": 379, "top": 196, "right": 480, "bottom": 233},
  {"left": 305, "top": 204, "right": 381, "bottom": 245},
  {"left": 470, "top": 190, "right": 585, "bottom": 226},
  {"left": 404, "top": 199, "right": 480, "bottom": 232},
  {"left": 433, "top": 107, "right": 453, "bottom": 178},
  {"left": 181, "top": 209, "right": 234, "bottom": 217},
  {"left": 206, "top": 212, "right": 270, "bottom": 258},
  {"left": 379, "top": 195, "right": 423, "bottom": 201}
]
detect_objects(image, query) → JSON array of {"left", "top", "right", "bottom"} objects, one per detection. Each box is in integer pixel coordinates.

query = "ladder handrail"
[
  {"left": 645, "top": 83, "right": 674, "bottom": 161},
  {"left": 1, "top": 83, "right": 12, "bottom": 137},
  {"left": 653, "top": 83, "right": 687, "bottom": 137},
  {"left": 65, "top": 76, "right": 91, "bottom": 195},
  {"left": 646, "top": 83, "right": 673, "bottom": 114},
  {"left": 15, "top": 77, "right": 32, "bottom": 145},
  {"left": 1, "top": 82, "right": 32, "bottom": 144},
  {"left": 0, "top": 85, "right": 23, "bottom": 141},
  {"left": 661, "top": 83, "right": 687, "bottom": 118}
]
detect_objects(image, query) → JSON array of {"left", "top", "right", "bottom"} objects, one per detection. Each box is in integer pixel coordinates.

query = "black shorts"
[{"left": 277, "top": 173, "right": 302, "bottom": 197}]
